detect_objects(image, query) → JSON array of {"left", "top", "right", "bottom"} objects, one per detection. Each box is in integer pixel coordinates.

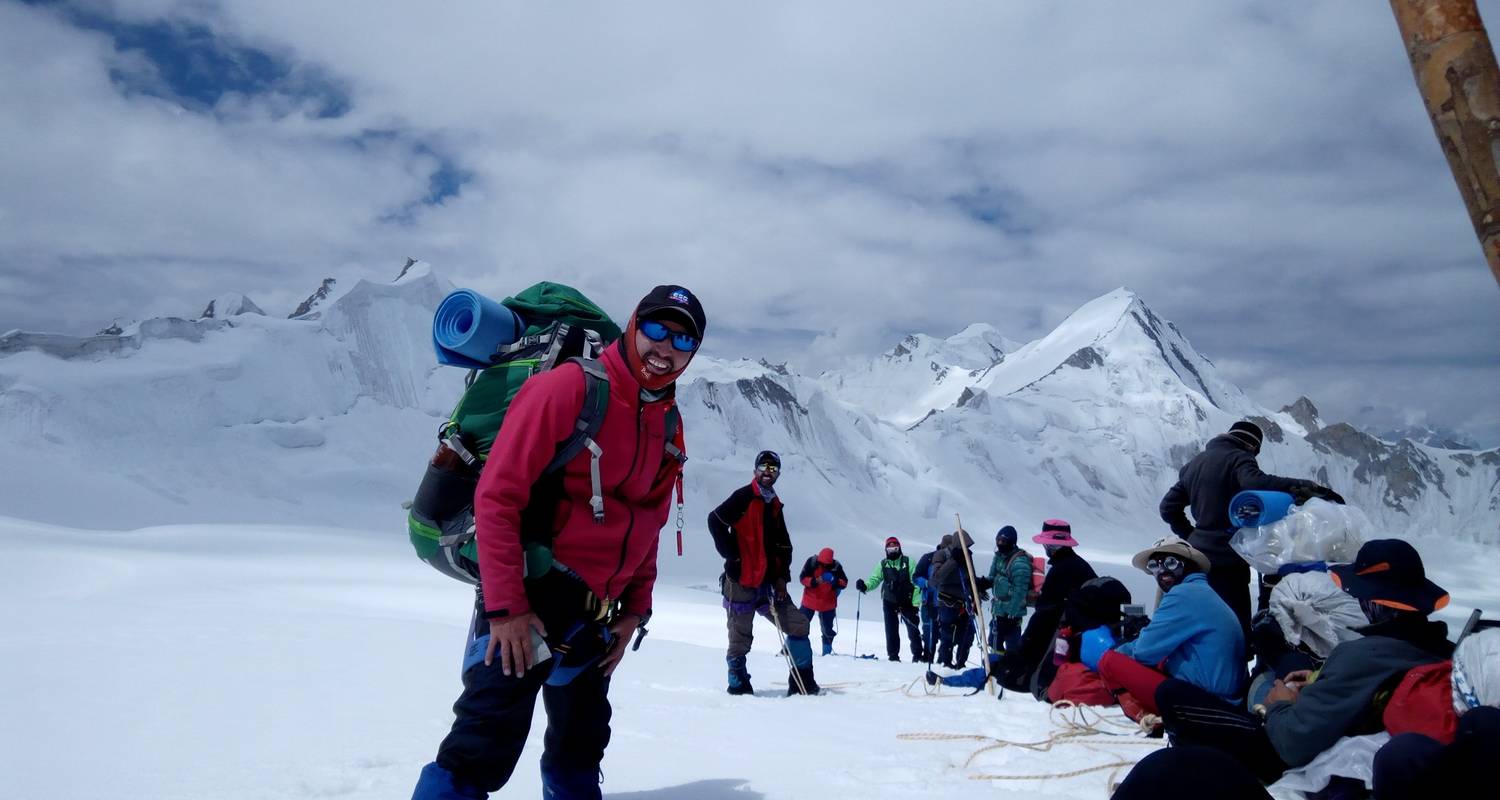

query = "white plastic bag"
[
  {"left": 1268, "top": 572, "right": 1367, "bottom": 659},
  {"left": 1269, "top": 732, "right": 1389, "bottom": 797},
  {"left": 1230, "top": 498, "right": 1369, "bottom": 574}
]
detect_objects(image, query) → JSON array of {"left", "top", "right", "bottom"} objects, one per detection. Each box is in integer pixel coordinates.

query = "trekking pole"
[
  {"left": 854, "top": 591, "right": 862, "bottom": 656},
  {"left": 955, "top": 513, "right": 995, "bottom": 695},
  {"left": 768, "top": 599, "right": 810, "bottom": 695}
]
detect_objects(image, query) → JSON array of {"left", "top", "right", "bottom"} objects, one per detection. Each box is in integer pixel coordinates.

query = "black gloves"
[
  {"left": 1293, "top": 482, "right": 1346, "bottom": 505},
  {"left": 855, "top": 579, "right": 868, "bottom": 593},
  {"left": 975, "top": 576, "right": 994, "bottom": 591},
  {"left": 1314, "top": 485, "right": 1346, "bottom": 504}
]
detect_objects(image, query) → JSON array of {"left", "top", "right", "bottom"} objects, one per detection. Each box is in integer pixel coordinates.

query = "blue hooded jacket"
[{"left": 1114, "top": 572, "right": 1245, "bottom": 700}]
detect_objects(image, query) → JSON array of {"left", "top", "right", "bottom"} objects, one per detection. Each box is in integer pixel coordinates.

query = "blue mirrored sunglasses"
[{"left": 639, "top": 319, "right": 700, "bottom": 352}]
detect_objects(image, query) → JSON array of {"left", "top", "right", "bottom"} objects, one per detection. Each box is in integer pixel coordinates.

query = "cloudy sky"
[{"left": 3, "top": 0, "right": 1499, "bottom": 443}]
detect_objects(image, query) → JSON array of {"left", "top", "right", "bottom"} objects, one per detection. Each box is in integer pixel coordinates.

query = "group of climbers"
[{"left": 403, "top": 299, "right": 1489, "bottom": 800}]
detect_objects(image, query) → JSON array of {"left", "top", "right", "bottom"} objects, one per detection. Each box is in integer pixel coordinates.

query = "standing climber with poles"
[
  {"left": 933, "top": 518, "right": 995, "bottom": 693},
  {"left": 708, "top": 450, "right": 819, "bottom": 696},
  {"left": 856, "top": 537, "right": 925, "bottom": 662}
]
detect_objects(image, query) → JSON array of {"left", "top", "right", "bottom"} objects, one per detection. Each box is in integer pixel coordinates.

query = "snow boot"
[
  {"left": 412, "top": 761, "right": 487, "bottom": 800},
  {"left": 786, "top": 665, "right": 820, "bottom": 696},
  {"left": 821, "top": 639, "right": 833, "bottom": 656},
  {"left": 726, "top": 656, "right": 753, "bottom": 695},
  {"left": 888, "top": 654, "right": 900, "bottom": 662}
]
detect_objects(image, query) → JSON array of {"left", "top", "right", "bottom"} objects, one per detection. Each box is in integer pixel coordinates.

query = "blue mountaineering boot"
[
  {"left": 412, "top": 761, "right": 487, "bottom": 800},
  {"left": 784, "top": 636, "right": 820, "bottom": 695},
  {"left": 726, "top": 656, "right": 754, "bottom": 695}
]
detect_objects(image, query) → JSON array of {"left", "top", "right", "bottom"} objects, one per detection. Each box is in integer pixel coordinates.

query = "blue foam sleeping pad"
[
  {"left": 432, "top": 289, "right": 523, "bottom": 369},
  {"left": 1228, "top": 490, "right": 1295, "bottom": 529}
]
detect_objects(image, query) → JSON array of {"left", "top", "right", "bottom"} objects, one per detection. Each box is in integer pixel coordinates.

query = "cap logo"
[
  {"left": 668, "top": 289, "right": 690, "bottom": 304},
  {"left": 1356, "top": 562, "right": 1392, "bottom": 576}
]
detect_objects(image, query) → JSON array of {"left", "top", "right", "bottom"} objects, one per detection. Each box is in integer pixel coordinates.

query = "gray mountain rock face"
[
  {"left": 1306, "top": 423, "right": 1454, "bottom": 513},
  {"left": 1282, "top": 397, "right": 1322, "bottom": 433},
  {"left": 290, "top": 279, "right": 338, "bottom": 319}
]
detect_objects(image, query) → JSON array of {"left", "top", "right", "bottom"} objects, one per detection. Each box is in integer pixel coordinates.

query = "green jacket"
[
  {"left": 866, "top": 556, "right": 920, "bottom": 606},
  {"left": 987, "top": 548, "right": 1032, "bottom": 619}
]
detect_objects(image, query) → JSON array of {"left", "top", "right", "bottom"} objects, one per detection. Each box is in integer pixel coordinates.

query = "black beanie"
[{"left": 1228, "top": 420, "right": 1264, "bottom": 450}]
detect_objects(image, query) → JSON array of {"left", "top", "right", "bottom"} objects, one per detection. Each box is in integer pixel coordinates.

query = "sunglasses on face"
[
  {"left": 639, "top": 319, "right": 700, "bottom": 352},
  {"left": 1145, "top": 555, "right": 1184, "bottom": 575},
  {"left": 756, "top": 464, "right": 780, "bottom": 475}
]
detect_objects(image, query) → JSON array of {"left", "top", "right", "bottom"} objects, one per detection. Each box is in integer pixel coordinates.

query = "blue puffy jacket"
[{"left": 1114, "top": 572, "right": 1245, "bottom": 700}]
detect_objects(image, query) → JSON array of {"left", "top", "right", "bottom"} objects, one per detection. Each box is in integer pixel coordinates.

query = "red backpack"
[
  {"left": 1028, "top": 555, "right": 1045, "bottom": 606},
  {"left": 1383, "top": 660, "right": 1458, "bottom": 745}
]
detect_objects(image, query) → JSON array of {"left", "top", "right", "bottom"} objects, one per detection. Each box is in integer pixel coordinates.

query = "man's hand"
[
  {"left": 486, "top": 612, "right": 548, "bottom": 677},
  {"left": 856, "top": 579, "right": 868, "bottom": 593},
  {"left": 599, "top": 613, "right": 642, "bottom": 678},
  {"left": 773, "top": 580, "right": 790, "bottom": 603},
  {"left": 1283, "top": 669, "right": 1313, "bottom": 687},
  {"left": 1264, "top": 678, "right": 1302, "bottom": 706}
]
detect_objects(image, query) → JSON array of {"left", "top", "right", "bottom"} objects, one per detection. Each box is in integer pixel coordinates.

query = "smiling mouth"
[{"left": 644, "top": 354, "right": 674, "bottom": 374}]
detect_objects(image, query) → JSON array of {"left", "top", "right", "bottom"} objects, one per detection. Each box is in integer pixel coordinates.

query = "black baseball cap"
[
  {"left": 634, "top": 285, "right": 706, "bottom": 339},
  {"left": 1329, "top": 539, "right": 1449, "bottom": 614}
]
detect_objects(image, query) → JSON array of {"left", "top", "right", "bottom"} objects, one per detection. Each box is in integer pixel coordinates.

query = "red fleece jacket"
[{"left": 472, "top": 344, "right": 681, "bottom": 620}]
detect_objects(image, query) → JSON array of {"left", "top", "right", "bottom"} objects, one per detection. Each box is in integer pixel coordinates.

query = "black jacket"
[
  {"left": 1002, "top": 547, "right": 1098, "bottom": 693},
  {"left": 913, "top": 550, "right": 935, "bottom": 583},
  {"left": 913, "top": 550, "right": 938, "bottom": 604},
  {"left": 707, "top": 484, "right": 793, "bottom": 585},
  {"left": 1160, "top": 434, "right": 1315, "bottom": 536}
]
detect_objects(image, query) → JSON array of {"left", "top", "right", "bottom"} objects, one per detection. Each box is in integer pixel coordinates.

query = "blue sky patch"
[{"left": 28, "top": 0, "right": 350, "bottom": 118}]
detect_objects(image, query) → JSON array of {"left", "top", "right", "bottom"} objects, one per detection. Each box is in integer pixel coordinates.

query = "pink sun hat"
[{"left": 1032, "top": 519, "right": 1079, "bottom": 547}]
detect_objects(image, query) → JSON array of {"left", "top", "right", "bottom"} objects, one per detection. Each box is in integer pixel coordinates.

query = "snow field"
[{"left": 2, "top": 517, "right": 1177, "bottom": 800}]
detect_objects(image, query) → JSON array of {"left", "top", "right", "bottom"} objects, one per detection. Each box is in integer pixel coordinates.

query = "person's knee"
[
  {"left": 1154, "top": 678, "right": 1193, "bottom": 716},
  {"left": 1373, "top": 733, "right": 1445, "bottom": 799}
]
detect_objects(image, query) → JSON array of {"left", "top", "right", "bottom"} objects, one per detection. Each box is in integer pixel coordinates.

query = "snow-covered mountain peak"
[
  {"left": 972, "top": 286, "right": 1248, "bottom": 415},
  {"left": 1282, "top": 397, "right": 1323, "bottom": 434},
  {"left": 393, "top": 259, "right": 434, "bottom": 286},
  {"left": 199, "top": 292, "right": 266, "bottom": 320},
  {"left": 289, "top": 278, "right": 343, "bottom": 320}
]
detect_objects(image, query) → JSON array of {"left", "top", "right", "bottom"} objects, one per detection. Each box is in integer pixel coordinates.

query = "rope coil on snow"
[{"left": 896, "top": 700, "right": 1167, "bottom": 794}]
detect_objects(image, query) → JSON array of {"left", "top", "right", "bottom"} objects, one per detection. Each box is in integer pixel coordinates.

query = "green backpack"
[{"left": 405, "top": 282, "right": 683, "bottom": 584}]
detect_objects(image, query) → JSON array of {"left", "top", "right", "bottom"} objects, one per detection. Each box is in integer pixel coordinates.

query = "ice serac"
[
  {"left": 0, "top": 264, "right": 460, "bottom": 531},
  {"left": 319, "top": 268, "right": 454, "bottom": 411}
]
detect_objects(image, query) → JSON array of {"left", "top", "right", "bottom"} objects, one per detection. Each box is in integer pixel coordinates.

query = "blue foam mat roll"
[
  {"left": 1229, "top": 490, "right": 1295, "bottom": 529},
  {"left": 432, "top": 289, "right": 522, "bottom": 369}
]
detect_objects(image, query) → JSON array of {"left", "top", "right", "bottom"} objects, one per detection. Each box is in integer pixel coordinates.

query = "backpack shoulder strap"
[
  {"left": 663, "top": 403, "right": 686, "bottom": 464},
  {"left": 542, "top": 357, "right": 609, "bottom": 521}
]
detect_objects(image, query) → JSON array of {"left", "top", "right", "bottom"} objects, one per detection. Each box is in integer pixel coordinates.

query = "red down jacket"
[
  {"left": 799, "top": 552, "right": 849, "bottom": 612},
  {"left": 473, "top": 342, "right": 682, "bottom": 620}
]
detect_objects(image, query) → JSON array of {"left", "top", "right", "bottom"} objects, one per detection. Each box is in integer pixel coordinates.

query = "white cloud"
[{"left": 2, "top": 0, "right": 1498, "bottom": 443}]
